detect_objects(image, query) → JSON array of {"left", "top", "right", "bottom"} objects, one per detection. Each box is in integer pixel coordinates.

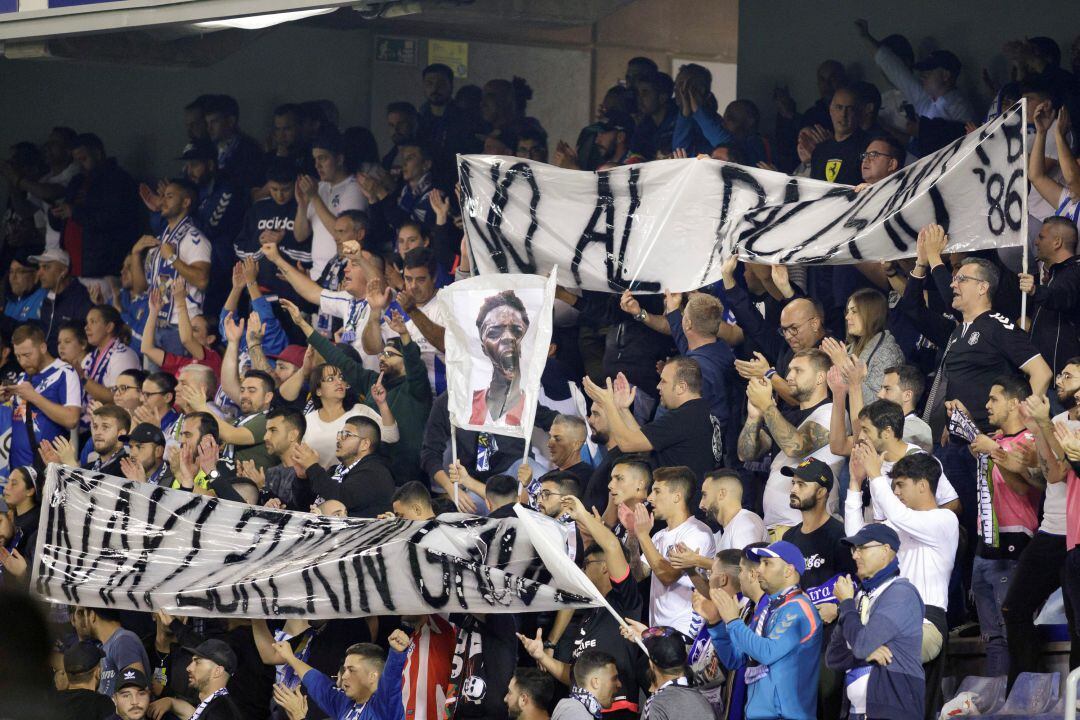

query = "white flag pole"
[
  {"left": 1021, "top": 97, "right": 1030, "bottom": 326},
  {"left": 450, "top": 423, "right": 460, "bottom": 509}
]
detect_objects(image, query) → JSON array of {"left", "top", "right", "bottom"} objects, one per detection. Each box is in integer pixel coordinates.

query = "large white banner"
[
  {"left": 459, "top": 102, "right": 1026, "bottom": 293},
  {"left": 443, "top": 270, "right": 557, "bottom": 437},
  {"left": 30, "top": 465, "right": 597, "bottom": 618}
]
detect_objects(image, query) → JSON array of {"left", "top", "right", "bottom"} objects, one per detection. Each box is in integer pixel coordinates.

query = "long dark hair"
[
  {"left": 90, "top": 304, "right": 132, "bottom": 345},
  {"left": 308, "top": 363, "right": 359, "bottom": 411}
]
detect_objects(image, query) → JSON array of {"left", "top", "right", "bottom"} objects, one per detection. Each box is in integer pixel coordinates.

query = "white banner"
[
  {"left": 30, "top": 465, "right": 598, "bottom": 618},
  {"left": 443, "top": 270, "right": 557, "bottom": 437},
  {"left": 459, "top": 102, "right": 1026, "bottom": 292}
]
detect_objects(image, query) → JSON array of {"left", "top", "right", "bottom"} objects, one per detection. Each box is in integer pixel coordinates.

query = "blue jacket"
[
  {"left": 708, "top": 588, "right": 822, "bottom": 720},
  {"left": 826, "top": 577, "right": 925, "bottom": 720},
  {"left": 302, "top": 648, "right": 406, "bottom": 720},
  {"left": 673, "top": 106, "right": 733, "bottom": 155},
  {"left": 666, "top": 309, "right": 735, "bottom": 427}
]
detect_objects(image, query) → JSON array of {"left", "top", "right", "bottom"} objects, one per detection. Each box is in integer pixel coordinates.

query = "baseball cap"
[
  {"left": 27, "top": 247, "right": 70, "bottom": 267},
  {"left": 780, "top": 457, "right": 834, "bottom": 489},
  {"left": 115, "top": 667, "right": 150, "bottom": 692},
  {"left": 183, "top": 639, "right": 237, "bottom": 675},
  {"left": 641, "top": 626, "right": 687, "bottom": 670},
  {"left": 119, "top": 422, "right": 166, "bottom": 447},
  {"left": 746, "top": 540, "right": 806, "bottom": 576},
  {"left": 841, "top": 522, "right": 901, "bottom": 552},
  {"left": 597, "top": 109, "right": 635, "bottom": 134},
  {"left": 269, "top": 345, "right": 306, "bottom": 369},
  {"left": 178, "top": 139, "right": 218, "bottom": 162},
  {"left": 63, "top": 640, "right": 104, "bottom": 674},
  {"left": 914, "top": 50, "right": 962, "bottom": 76}
]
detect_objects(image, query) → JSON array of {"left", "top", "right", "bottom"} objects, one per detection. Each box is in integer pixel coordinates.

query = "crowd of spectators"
[{"left": 2, "top": 18, "right": 1080, "bottom": 720}]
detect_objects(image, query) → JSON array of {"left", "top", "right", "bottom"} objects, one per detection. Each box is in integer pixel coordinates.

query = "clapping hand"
[
  {"left": 271, "top": 684, "right": 308, "bottom": 720},
  {"left": 734, "top": 351, "right": 771, "bottom": 380},
  {"left": 616, "top": 502, "right": 637, "bottom": 535},
  {"left": 223, "top": 313, "right": 245, "bottom": 344},
  {"left": 692, "top": 590, "right": 720, "bottom": 624},
  {"left": 196, "top": 435, "right": 219, "bottom": 475},
  {"left": 631, "top": 503, "right": 654, "bottom": 538},
  {"left": 612, "top": 372, "right": 636, "bottom": 409},
  {"left": 120, "top": 455, "right": 147, "bottom": 482},
  {"left": 851, "top": 440, "right": 883, "bottom": 480},
  {"left": 1053, "top": 422, "right": 1080, "bottom": 462},
  {"left": 710, "top": 586, "right": 741, "bottom": 622},
  {"left": 746, "top": 376, "right": 775, "bottom": 412},
  {"left": 386, "top": 309, "right": 409, "bottom": 337}
]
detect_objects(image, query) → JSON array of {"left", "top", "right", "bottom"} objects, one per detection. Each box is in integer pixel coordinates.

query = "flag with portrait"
[{"left": 442, "top": 269, "right": 557, "bottom": 438}]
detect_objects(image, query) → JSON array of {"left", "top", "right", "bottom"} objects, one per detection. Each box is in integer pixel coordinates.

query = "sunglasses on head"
[{"left": 641, "top": 626, "right": 677, "bottom": 641}]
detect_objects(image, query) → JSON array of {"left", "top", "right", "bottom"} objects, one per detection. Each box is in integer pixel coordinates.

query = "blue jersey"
[
  {"left": 4, "top": 288, "right": 47, "bottom": 324},
  {"left": 10, "top": 359, "right": 81, "bottom": 468}
]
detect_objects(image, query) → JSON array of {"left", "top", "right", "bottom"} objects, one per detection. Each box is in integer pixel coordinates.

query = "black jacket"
[
  {"left": 304, "top": 454, "right": 395, "bottom": 518},
  {"left": 1028, "top": 255, "right": 1080, "bottom": 374},
  {"left": 57, "top": 158, "right": 142, "bottom": 277}
]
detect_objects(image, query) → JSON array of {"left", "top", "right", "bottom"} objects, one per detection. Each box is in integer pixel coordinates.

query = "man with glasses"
[
  {"left": 292, "top": 415, "right": 394, "bottom": 518},
  {"left": 859, "top": 135, "right": 905, "bottom": 185},
  {"left": 534, "top": 471, "right": 585, "bottom": 562},
  {"left": 829, "top": 523, "right": 926, "bottom": 720},
  {"left": 911, "top": 225, "right": 1052, "bottom": 584}
]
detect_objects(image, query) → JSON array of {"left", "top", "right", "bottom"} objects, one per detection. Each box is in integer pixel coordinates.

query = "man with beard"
[
  {"left": 239, "top": 406, "right": 306, "bottom": 509},
  {"left": 418, "top": 63, "right": 482, "bottom": 189},
  {"left": 39, "top": 405, "right": 128, "bottom": 475},
  {"left": 593, "top": 110, "right": 643, "bottom": 168},
  {"left": 168, "top": 412, "right": 245, "bottom": 503},
  {"left": 602, "top": 456, "right": 652, "bottom": 545},
  {"left": 118, "top": 423, "right": 171, "bottom": 487},
  {"left": 129, "top": 178, "right": 211, "bottom": 356},
  {"left": 292, "top": 415, "right": 394, "bottom": 518},
  {"left": 738, "top": 349, "right": 843, "bottom": 538},
  {"left": 111, "top": 669, "right": 152, "bottom": 720},
  {"left": 534, "top": 472, "right": 585, "bottom": 563},
  {"left": 778, "top": 457, "right": 853, "bottom": 720},
  {"left": 150, "top": 640, "right": 242, "bottom": 720},
  {"left": 287, "top": 298, "right": 432, "bottom": 484},
  {"left": 581, "top": 402, "right": 623, "bottom": 513},
  {"left": 471, "top": 290, "right": 529, "bottom": 426},
  {"left": 504, "top": 669, "right": 554, "bottom": 720},
  {"left": 182, "top": 369, "right": 275, "bottom": 470}
]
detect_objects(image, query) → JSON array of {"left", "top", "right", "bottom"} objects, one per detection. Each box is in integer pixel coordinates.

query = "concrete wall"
[
  {"left": 738, "top": 1, "right": 1080, "bottom": 135},
  {"left": 0, "top": 24, "right": 375, "bottom": 180}
]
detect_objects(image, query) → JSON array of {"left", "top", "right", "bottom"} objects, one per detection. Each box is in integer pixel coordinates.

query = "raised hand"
[
  {"left": 388, "top": 629, "right": 411, "bottom": 652},
  {"left": 367, "top": 277, "right": 392, "bottom": 311},
  {"left": 692, "top": 590, "right": 721, "bottom": 624},
  {"left": 278, "top": 299, "right": 307, "bottom": 330},
  {"left": 386, "top": 309, "right": 409, "bottom": 337},
  {"left": 371, "top": 373, "right": 388, "bottom": 406},
  {"left": 612, "top": 372, "right": 636, "bottom": 409},
  {"left": 139, "top": 182, "right": 163, "bottom": 213},
  {"left": 196, "top": 435, "right": 219, "bottom": 475},
  {"left": 921, "top": 224, "right": 948, "bottom": 261},
  {"left": 516, "top": 628, "right": 547, "bottom": 661},
  {"left": 734, "top": 351, "right": 771, "bottom": 380},
  {"left": 746, "top": 376, "right": 775, "bottom": 412},
  {"left": 632, "top": 503, "right": 654, "bottom": 538},
  {"left": 120, "top": 455, "right": 147, "bottom": 482},
  {"left": 170, "top": 276, "right": 187, "bottom": 303},
  {"left": 430, "top": 189, "right": 451, "bottom": 224},
  {"left": 231, "top": 261, "right": 246, "bottom": 290},
  {"left": 710, "top": 586, "right": 742, "bottom": 622},
  {"left": 827, "top": 365, "right": 849, "bottom": 396},
  {"left": 619, "top": 290, "right": 642, "bottom": 317},
  {"left": 223, "top": 313, "right": 245, "bottom": 344},
  {"left": 38, "top": 439, "right": 61, "bottom": 465},
  {"left": 272, "top": 684, "right": 308, "bottom": 720},
  {"left": 52, "top": 436, "right": 78, "bottom": 466},
  {"left": 241, "top": 256, "right": 259, "bottom": 286},
  {"left": 1032, "top": 100, "right": 1054, "bottom": 134},
  {"left": 246, "top": 312, "right": 265, "bottom": 345},
  {"left": 663, "top": 289, "right": 684, "bottom": 315},
  {"left": 616, "top": 502, "right": 637, "bottom": 534}
]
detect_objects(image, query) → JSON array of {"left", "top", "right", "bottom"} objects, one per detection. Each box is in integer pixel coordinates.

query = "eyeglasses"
[
  {"left": 322, "top": 374, "right": 348, "bottom": 386},
  {"left": 379, "top": 349, "right": 403, "bottom": 359},
  {"left": 850, "top": 543, "right": 888, "bottom": 556},
  {"left": 1057, "top": 371, "right": 1078, "bottom": 382},
  {"left": 778, "top": 319, "right": 811, "bottom": 338},
  {"left": 537, "top": 489, "right": 566, "bottom": 501},
  {"left": 951, "top": 274, "right": 986, "bottom": 285},
  {"left": 336, "top": 430, "right": 361, "bottom": 440},
  {"left": 859, "top": 151, "right": 895, "bottom": 161},
  {"left": 112, "top": 384, "right": 138, "bottom": 394},
  {"left": 141, "top": 390, "right": 169, "bottom": 397}
]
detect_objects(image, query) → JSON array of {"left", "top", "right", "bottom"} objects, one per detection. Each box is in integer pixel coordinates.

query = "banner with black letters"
[
  {"left": 459, "top": 102, "right": 1026, "bottom": 293},
  {"left": 30, "top": 464, "right": 597, "bottom": 618}
]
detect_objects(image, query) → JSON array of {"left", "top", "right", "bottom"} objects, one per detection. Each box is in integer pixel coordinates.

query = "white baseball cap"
[{"left": 28, "top": 248, "right": 70, "bottom": 267}]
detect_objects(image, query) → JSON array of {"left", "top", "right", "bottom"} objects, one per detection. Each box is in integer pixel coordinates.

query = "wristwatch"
[{"left": 634, "top": 308, "right": 648, "bottom": 323}]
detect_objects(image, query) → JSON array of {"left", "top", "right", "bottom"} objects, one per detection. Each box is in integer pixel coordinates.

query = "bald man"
[
  {"left": 703, "top": 470, "right": 767, "bottom": 551},
  {"left": 721, "top": 257, "right": 829, "bottom": 406},
  {"left": 545, "top": 414, "right": 592, "bottom": 486}
]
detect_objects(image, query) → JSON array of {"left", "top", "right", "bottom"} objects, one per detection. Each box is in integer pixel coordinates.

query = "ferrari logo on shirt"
[{"left": 825, "top": 159, "right": 842, "bottom": 183}]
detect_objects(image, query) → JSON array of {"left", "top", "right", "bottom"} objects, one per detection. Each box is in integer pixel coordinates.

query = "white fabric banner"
[
  {"left": 459, "top": 102, "right": 1026, "bottom": 292},
  {"left": 443, "top": 269, "right": 557, "bottom": 437},
  {"left": 30, "top": 464, "right": 598, "bottom": 618}
]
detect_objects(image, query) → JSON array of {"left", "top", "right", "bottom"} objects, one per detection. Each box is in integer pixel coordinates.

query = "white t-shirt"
[
  {"left": 317, "top": 290, "right": 394, "bottom": 372},
  {"left": 303, "top": 404, "right": 399, "bottom": 468},
  {"left": 763, "top": 402, "right": 845, "bottom": 528},
  {"left": 1041, "top": 411, "right": 1077, "bottom": 535},
  {"left": 36, "top": 162, "right": 79, "bottom": 250},
  {"left": 384, "top": 291, "right": 448, "bottom": 392},
  {"left": 846, "top": 474, "right": 958, "bottom": 610},
  {"left": 715, "top": 509, "right": 767, "bottom": 551},
  {"left": 871, "top": 443, "right": 959, "bottom": 521},
  {"left": 80, "top": 342, "right": 141, "bottom": 425},
  {"left": 308, "top": 177, "right": 366, "bottom": 281},
  {"left": 145, "top": 217, "right": 212, "bottom": 323},
  {"left": 643, "top": 517, "right": 716, "bottom": 637}
]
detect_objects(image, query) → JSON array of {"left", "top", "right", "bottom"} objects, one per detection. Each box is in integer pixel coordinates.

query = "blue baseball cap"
[
  {"left": 745, "top": 540, "right": 806, "bottom": 576},
  {"left": 841, "top": 523, "right": 901, "bottom": 552}
]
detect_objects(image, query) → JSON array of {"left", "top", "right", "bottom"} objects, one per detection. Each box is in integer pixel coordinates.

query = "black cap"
[
  {"left": 178, "top": 139, "right": 218, "bottom": 162},
  {"left": 120, "top": 422, "right": 166, "bottom": 446},
  {"left": 63, "top": 640, "right": 104, "bottom": 674},
  {"left": 914, "top": 50, "right": 962, "bottom": 76},
  {"left": 641, "top": 626, "right": 687, "bottom": 670},
  {"left": 781, "top": 457, "right": 834, "bottom": 489},
  {"left": 183, "top": 639, "right": 237, "bottom": 675},
  {"left": 597, "top": 109, "right": 635, "bottom": 134},
  {"left": 842, "top": 522, "right": 901, "bottom": 552},
  {"left": 115, "top": 667, "right": 150, "bottom": 692},
  {"left": 11, "top": 247, "right": 40, "bottom": 267}
]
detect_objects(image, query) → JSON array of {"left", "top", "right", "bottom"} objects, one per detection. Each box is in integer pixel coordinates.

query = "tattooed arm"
[
  {"left": 762, "top": 406, "right": 829, "bottom": 458},
  {"left": 625, "top": 532, "right": 649, "bottom": 582},
  {"left": 737, "top": 415, "right": 772, "bottom": 462}
]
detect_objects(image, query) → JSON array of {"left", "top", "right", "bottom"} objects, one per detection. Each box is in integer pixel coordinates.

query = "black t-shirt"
[
  {"left": 448, "top": 614, "right": 516, "bottom": 720},
  {"left": 810, "top": 130, "right": 870, "bottom": 186},
  {"left": 936, "top": 310, "right": 1041, "bottom": 434},
  {"left": 53, "top": 688, "right": 115, "bottom": 720},
  {"left": 224, "top": 626, "right": 274, "bottom": 720},
  {"left": 784, "top": 517, "right": 855, "bottom": 592},
  {"left": 234, "top": 196, "right": 307, "bottom": 304},
  {"left": 193, "top": 692, "right": 244, "bottom": 720},
  {"left": 641, "top": 397, "right": 718, "bottom": 481},
  {"left": 563, "top": 570, "right": 645, "bottom": 713}
]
